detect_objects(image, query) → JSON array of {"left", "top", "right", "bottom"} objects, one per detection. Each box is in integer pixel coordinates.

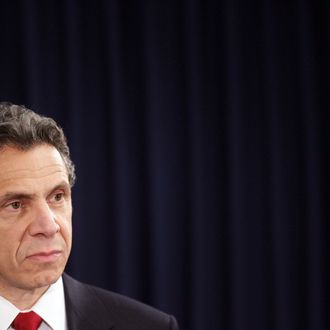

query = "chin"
[{"left": 29, "top": 269, "right": 63, "bottom": 289}]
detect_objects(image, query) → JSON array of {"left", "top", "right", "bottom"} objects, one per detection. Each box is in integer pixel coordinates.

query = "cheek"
[
  {"left": 63, "top": 223, "right": 72, "bottom": 245},
  {"left": 0, "top": 225, "right": 24, "bottom": 247},
  {"left": 0, "top": 227, "right": 24, "bottom": 263},
  {"left": 58, "top": 210, "right": 72, "bottom": 245}
]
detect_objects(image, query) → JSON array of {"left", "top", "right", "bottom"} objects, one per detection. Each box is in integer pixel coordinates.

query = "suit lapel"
[{"left": 62, "top": 273, "right": 115, "bottom": 330}]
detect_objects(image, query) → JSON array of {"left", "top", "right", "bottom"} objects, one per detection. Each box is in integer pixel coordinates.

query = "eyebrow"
[
  {"left": 0, "top": 181, "right": 71, "bottom": 204},
  {"left": 0, "top": 192, "right": 36, "bottom": 205},
  {"left": 50, "top": 182, "right": 71, "bottom": 193}
]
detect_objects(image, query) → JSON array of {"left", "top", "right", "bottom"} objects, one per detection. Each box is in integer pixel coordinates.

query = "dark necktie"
[{"left": 12, "top": 311, "right": 43, "bottom": 330}]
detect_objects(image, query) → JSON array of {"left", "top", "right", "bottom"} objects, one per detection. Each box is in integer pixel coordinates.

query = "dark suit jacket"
[{"left": 62, "top": 273, "right": 179, "bottom": 330}]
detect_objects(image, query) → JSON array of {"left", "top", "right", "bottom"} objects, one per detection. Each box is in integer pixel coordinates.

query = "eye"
[
  {"left": 8, "top": 201, "right": 21, "bottom": 210},
  {"left": 53, "top": 192, "right": 64, "bottom": 202}
]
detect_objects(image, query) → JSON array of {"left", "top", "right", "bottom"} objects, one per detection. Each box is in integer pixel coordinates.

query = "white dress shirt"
[{"left": 0, "top": 276, "right": 67, "bottom": 330}]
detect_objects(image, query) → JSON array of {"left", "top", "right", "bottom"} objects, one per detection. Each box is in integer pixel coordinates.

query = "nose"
[{"left": 28, "top": 201, "right": 60, "bottom": 237}]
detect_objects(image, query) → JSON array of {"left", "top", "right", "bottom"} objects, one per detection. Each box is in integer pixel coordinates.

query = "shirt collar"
[
  {"left": 0, "top": 276, "right": 66, "bottom": 330},
  {"left": 0, "top": 295, "right": 18, "bottom": 330},
  {"left": 33, "top": 276, "right": 67, "bottom": 330}
]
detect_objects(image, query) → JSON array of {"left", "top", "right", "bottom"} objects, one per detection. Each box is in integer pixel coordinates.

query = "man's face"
[{"left": 0, "top": 144, "right": 72, "bottom": 297}]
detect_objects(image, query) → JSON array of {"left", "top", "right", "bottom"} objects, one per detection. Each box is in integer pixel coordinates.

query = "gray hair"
[{"left": 0, "top": 102, "right": 76, "bottom": 186}]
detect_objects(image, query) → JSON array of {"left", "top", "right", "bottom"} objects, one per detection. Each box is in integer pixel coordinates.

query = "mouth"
[{"left": 26, "top": 250, "right": 62, "bottom": 263}]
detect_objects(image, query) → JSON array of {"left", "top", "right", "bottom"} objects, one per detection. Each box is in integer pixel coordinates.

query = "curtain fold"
[{"left": 0, "top": 1, "right": 327, "bottom": 329}]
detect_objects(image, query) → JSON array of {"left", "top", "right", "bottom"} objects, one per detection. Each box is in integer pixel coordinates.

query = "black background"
[{"left": 0, "top": 1, "right": 328, "bottom": 329}]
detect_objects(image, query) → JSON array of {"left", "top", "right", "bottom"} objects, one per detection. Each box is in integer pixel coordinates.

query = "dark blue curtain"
[{"left": 0, "top": 1, "right": 328, "bottom": 329}]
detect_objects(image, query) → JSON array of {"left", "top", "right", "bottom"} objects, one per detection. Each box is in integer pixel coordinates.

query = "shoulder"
[{"left": 62, "top": 273, "right": 179, "bottom": 330}]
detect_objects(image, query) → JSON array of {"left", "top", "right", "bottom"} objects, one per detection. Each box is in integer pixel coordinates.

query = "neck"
[{"left": 0, "top": 285, "right": 49, "bottom": 310}]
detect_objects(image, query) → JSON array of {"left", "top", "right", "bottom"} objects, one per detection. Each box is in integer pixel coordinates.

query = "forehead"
[{"left": 0, "top": 144, "right": 68, "bottom": 184}]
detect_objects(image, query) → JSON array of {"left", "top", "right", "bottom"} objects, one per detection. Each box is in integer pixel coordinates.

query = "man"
[{"left": 0, "top": 103, "right": 179, "bottom": 330}]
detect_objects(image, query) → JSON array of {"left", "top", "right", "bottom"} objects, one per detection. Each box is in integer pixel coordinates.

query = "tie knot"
[{"left": 12, "top": 311, "right": 43, "bottom": 330}]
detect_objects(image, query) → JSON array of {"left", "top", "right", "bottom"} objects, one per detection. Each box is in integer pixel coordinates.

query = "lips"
[{"left": 27, "top": 250, "right": 62, "bottom": 262}]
